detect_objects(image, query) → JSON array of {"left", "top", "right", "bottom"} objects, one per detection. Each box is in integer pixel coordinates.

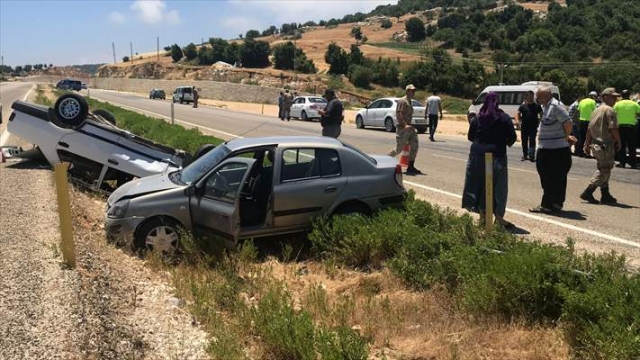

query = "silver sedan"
[
  {"left": 105, "top": 136, "right": 406, "bottom": 252},
  {"left": 290, "top": 96, "right": 327, "bottom": 121}
]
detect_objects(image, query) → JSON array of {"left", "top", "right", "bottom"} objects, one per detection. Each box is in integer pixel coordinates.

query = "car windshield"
[
  {"left": 309, "top": 97, "right": 327, "bottom": 104},
  {"left": 340, "top": 141, "right": 377, "bottom": 164},
  {"left": 179, "top": 144, "right": 231, "bottom": 184}
]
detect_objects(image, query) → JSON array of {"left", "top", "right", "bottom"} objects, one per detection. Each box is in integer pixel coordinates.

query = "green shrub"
[
  {"left": 380, "top": 18, "right": 392, "bottom": 29},
  {"left": 315, "top": 325, "right": 369, "bottom": 360}
]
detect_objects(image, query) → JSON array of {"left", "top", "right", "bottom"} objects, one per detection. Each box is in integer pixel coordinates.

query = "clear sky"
[{"left": 0, "top": 0, "right": 396, "bottom": 67}]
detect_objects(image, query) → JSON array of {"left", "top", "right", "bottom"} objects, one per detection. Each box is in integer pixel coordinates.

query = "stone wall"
[{"left": 90, "top": 78, "right": 283, "bottom": 105}]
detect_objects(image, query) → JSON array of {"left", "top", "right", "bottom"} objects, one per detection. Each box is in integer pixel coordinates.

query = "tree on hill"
[
  {"left": 240, "top": 39, "right": 271, "bottom": 68},
  {"left": 184, "top": 43, "right": 198, "bottom": 61},
  {"left": 261, "top": 25, "right": 278, "bottom": 36},
  {"left": 15, "top": 66, "right": 23, "bottom": 73},
  {"left": 351, "top": 26, "right": 363, "bottom": 42},
  {"left": 209, "top": 38, "right": 229, "bottom": 63},
  {"left": 272, "top": 41, "right": 316, "bottom": 73},
  {"left": 405, "top": 17, "right": 426, "bottom": 42},
  {"left": 122, "top": 56, "right": 130, "bottom": 62},
  {"left": 325, "top": 42, "right": 349, "bottom": 75},
  {"left": 349, "top": 44, "right": 365, "bottom": 65},
  {"left": 170, "top": 44, "right": 183, "bottom": 62},
  {"left": 24, "top": 65, "right": 32, "bottom": 72},
  {"left": 245, "top": 29, "right": 260, "bottom": 40}
]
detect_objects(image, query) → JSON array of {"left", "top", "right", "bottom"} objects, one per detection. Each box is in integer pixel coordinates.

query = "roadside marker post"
[
  {"left": 261, "top": 103, "right": 264, "bottom": 115},
  {"left": 485, "top": 153, "right": 493, "bottom": 232},
  {"left": 54, "top": 163, "right": 76, "bottom": 268},
  {"left": 170, "top": 101, "right": 175, "bottom": 125}
]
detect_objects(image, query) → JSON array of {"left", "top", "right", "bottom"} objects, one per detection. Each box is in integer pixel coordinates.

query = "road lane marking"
[
  {"left": 90, "top": 94, "right": 243, "bottom": 140},
  {"left": 1, "top": 85, "right": 34, "bottom": 146},
  {"left": 432, "top": 153, "right": 579, "bottom": 180},
  {"left": 404, "top": 180, "right": 639, "bottom": 249},
  {"left": 89, "top": 92, "right": 639, "bottom": 249}
]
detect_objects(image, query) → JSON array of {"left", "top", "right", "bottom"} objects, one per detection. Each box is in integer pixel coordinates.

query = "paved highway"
[
  {"left": 3, "top": 84, "right": 639, "bottom": 265},
  {"left": 0, "top": 82, "right": 34, "bottom": 146}
]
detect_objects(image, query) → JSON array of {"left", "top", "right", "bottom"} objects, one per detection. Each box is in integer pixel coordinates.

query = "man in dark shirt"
[
  {"left": 516, "top": 90, "right": 542, "bottom": 161},
  {"left": 318, "top": 88, "right": 344, "bottom": 138}
]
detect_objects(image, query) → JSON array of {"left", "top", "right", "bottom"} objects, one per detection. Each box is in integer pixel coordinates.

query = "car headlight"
[{"left": 107, "top": 199, "right": 130, "bottom": 219}]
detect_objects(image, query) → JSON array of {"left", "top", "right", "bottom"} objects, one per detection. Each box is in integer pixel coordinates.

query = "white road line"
[
  {"left": 404, "top": 180, "right": 639, "bottom": 249},
  {"left": 90, "top": 95, "right": 243, "bottom": 140},
  {"left": 432, "top": 153, "right": 579, "bottom": 180},
  {"left": 89, "top": 93, "right": 639, "bottom": 249}
]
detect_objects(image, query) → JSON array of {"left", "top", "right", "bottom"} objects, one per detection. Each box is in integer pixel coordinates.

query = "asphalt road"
[
  {"left": 3, "top": 84, "right": 639, "bottom": 266},
  {"left": 0, "top": 82, "right": 34, "bottom": 146}
]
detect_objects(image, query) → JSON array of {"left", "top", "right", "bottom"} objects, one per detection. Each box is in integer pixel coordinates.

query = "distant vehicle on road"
[
  {"left": 290, "top": 96, "right": 327, "bottom": 121},
  {"left": 8, "top": 93, "right": 189, "bottom": 193},
  {"left": 172, "top": 86, "right": 194, "bottom": 104},
  {"left": 56, "top": 79, "right": 83, "bottom": 91},
  {"left": 105, "top": 136, "right": 406, "bottom": 253},
  {"left": 149, "top": 88, "right": 166, "bottom": 100},
  {"left": 81, "top": 83, "right": 87, "bottom": 89},
  {"left": 355, "top": 97, "right": 428, "bottom": 133}
]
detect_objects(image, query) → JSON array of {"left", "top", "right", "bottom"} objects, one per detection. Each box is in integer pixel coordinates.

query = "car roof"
[
  {"left": 481, "top": 84, "right": 560, "bottom": 93},
  {"left": 224, "top": 136, "right": 342, "bottom": 151}
]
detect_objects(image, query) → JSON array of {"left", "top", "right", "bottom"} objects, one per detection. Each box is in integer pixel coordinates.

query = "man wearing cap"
[
  {"left": 613, "top": 89, "right": 640, "bottom": 169},
  {"left": 389, "top": 84, "right": 422, "bottom": 175},
  {"left": 580, "top": 88, "right": 622, "bottom": 205},
  {"left": 576, "top": 91, "right": 598, "bottom": 157},
  {"left": 318, "top": 88, "right": 344, "bottom": 138}
]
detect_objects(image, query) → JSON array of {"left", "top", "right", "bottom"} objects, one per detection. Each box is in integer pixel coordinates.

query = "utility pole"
[
  {"left": 156, "top": 36, "right": 160, "bottom": 62},
  {"left": 112, "top": 42, "right": 116, "bottom": 64},
  {"left": 1, "top": 55, "right": 4, "bottom": 80},
  {"left": 130, "top": 42, "right": 133, "bottom": 63}
]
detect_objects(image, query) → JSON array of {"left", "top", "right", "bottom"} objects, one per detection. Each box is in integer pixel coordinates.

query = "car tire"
[
  {"left": 333, "top": 202, "right": 371, "bottom": 217},
  {"left": 134, "top": 217, "right": 183, "bottom": 254},
  {"left": 384, "top": 117, "right": 395, "bottom": 132},
  {"left": 417, "top": 126, "right": 427, "bottom": 134},
  {"left": 93, "top": 109, "right": 116, "bottom": 126},
  {"left": 193, "top": 143, "right": 216, "bottom": 160},
  {"left": 301, "top": 111, "right": 309, "bottom": 121},
  {"left": 355, "top": 115, "right": 365, "bottom": 129},
  {"left": 53, "top": 93, "right": 89, "bottom": 129}
]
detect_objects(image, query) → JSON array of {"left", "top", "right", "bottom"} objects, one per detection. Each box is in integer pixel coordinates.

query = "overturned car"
[{"left": 8, "top": 93, "right": 190, "bottom": 193}]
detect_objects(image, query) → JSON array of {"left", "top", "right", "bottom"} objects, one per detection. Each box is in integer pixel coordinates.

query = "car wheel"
[
  {"left": 54, "top": 93, "right": 89, "bottom": 129},
  {"left": 333, "top": 202, "right": 371, "bottom": 217},
  {"left": 355, "top": 115, "right": 365, "bottom": 129},
  {"left": 93, "top": 109, "right": 116, "bottom": 126},
  {"left": 193, "top": 143, "right": 216, "bottom": 160},
  {"left": 301, "top": 111, "right": 308, "bottom": 121},
  {"left": 385, "top": 117, "right": 395, "bottom": 132},
  {"left": 417, "top": 127, "right": 427, "bottom": 134},
  {"left": 134, "top": 217, "right": 183, "bottom": 254}
]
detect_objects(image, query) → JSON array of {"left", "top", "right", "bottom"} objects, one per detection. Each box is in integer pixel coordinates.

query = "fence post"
[
  {"left": 170, "top": 101, "right": 175, "bottom": 125},
  {"left": 261, "top": 103, "right": 264, "bottom": 115},
  {"left": 485, "top": 152, "right": 493, "bottom": 232},
  {"left": 54, "top": 163, "right": 75, "bottom": 268}
]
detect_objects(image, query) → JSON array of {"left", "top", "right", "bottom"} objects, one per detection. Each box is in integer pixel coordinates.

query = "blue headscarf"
[{"left": 478, "top": 91, "right": 504, "bottom": 126}]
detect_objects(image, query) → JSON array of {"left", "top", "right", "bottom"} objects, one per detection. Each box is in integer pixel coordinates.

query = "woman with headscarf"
[{"left": 462, "top": 92, "right": 517, "bottom": 229}]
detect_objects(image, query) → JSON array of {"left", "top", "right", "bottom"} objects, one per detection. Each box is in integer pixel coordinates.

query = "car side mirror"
[{"left": 184, "top": 185, "right": 197, "bottom": 197}]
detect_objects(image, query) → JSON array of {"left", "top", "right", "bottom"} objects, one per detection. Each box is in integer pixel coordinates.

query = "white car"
[
  {"left": 8, "top": 93, "right": 189, "bottom": 193},
  {"left": 355, "top": 97, "right": 428, "bottom": 133},
  {"left": 290, "top": 96, "right": 328, "bottom": 121}
]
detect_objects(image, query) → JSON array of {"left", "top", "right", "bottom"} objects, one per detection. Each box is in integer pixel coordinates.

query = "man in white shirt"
[{"left": 425, "top": 91, "right": 443, "bottom": 142}]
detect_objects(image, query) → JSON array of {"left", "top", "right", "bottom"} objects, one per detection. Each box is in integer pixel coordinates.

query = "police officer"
[
  {"left": 576, "top": 91, "right": 598, "bottom": 157},
  {"left": 389, "top": 84, "right": 422, "bottom": 175},
  {"left": 613, "top": 89, "right": 640, "bottom": 169},
  {"left": 580, "top": 88, "right": 622, "bottom": 204}
]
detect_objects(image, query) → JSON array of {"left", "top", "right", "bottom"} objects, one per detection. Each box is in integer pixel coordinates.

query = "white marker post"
[
  {"left": 170, "top": 101, "right": 175, "bottom": 125},
  {"left": 485, "top": 153, "right": 493, "bottom": 232}
]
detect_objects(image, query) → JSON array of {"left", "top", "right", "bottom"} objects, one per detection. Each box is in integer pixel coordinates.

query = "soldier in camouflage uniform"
[
  {"left": 389, "top": 84, "right": 422, "bottom": 175},
  {"left": 580, "top": 88, "right": 622, "bottom": 204}
]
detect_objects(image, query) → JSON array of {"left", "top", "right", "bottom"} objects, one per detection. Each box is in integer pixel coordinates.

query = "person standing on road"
[
  {"left": 388, "top": 84, "right": 422, "bottom": 175},
  {"left": 576, "top": 91, "right": 598, "bottom": 157},
  {"left": 425, "top": 90, "right": 443, "bottom": 142},
  {"left": 529, "top": 85, "right": 576, "bottom": 214},
  {"left": 318, "top": 88, "right": 344, "bottom": 138},
  {"left": 515, "top": 90, "right": 542, "bottom": 161},
  {"left": 613, "top": 89, "right": 640, "bottom": 169},
  {"left": 278, "top": 91, "right": 285, "bottom": 120},
  {"left": 282, "top": 89, "right": 293, "bottom": 121},
  {"left": 568, "top": 94, "right": 584, "bottom": 149},
  {"left": 580, "top": 88, "right": 622, "bottom": 204},
  {"left": 462, "top": 91, "right": 517, "bottom": 229},
  {"left": 192, "top": 87, "right": 199, "bottom": 108}
]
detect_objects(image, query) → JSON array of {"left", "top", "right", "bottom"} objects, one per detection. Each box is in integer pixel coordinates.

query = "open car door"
[{"left": 189, "top": 157, "right": 256, "bottom": 247}]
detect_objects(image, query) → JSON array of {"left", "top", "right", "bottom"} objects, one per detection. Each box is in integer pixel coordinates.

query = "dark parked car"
[
  {"left": 56, "top": 79, "right": 82, "bottom": 91},
  {"left": 149, "top": 89, "right": 166, "bottom": 100}
]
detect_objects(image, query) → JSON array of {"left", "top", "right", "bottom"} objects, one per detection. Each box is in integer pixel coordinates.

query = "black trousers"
[
  {"left": 428, "top": 114, "right": 439, "bottom": 138},
  {"left": 618, "top": 125, "right": 638, "bottom": 167},
  {"left": 576, "top": 121, "right": 589, "bottom": 155},
  {"left": 521, "top": 127, "right": 537, "bottom": 157},
  {"left": 536, "top": 147, "right": 572, "bottom": 209}
]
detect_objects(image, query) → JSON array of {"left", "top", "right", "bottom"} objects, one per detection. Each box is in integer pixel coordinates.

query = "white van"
[
  {"left": 172, "top": 86, "right": 194, "bottom": 104},
  {"left": 467, "top": 81, "right": 561, "bottom": 127}
]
